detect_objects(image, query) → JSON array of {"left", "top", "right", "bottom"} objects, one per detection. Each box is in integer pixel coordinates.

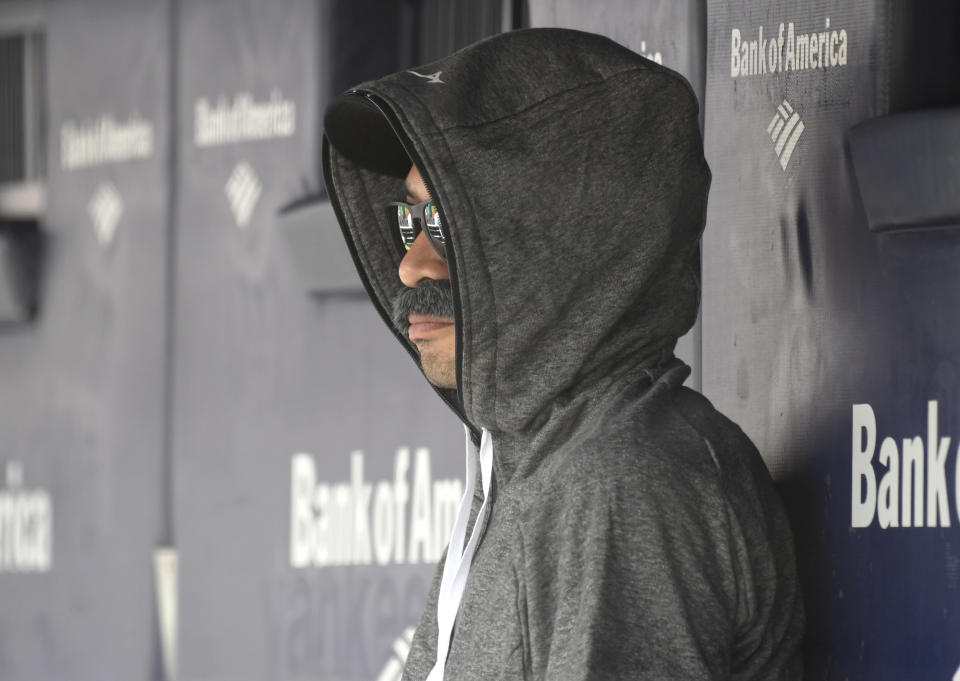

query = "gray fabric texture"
[{"left": 322, "top": 28, "right": 803, "bottom": 681}]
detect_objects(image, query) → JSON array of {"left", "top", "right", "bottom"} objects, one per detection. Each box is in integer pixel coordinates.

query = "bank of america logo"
[
  {"left": 225, "top": 161, "right": 261, "bottom": 227},
  {"left": 88, "top": 181, "right": 124, "bottom": 247},
  {"left": 375, "top": 627, "right": 415, "bottom": 681},
  {"left": 767, "top": 99, "right": 805, "bottom": 170}
]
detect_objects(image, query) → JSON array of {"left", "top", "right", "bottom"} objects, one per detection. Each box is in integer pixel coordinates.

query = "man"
[{"left": 323, "top": 28, "right": 803, "bottom": 681}]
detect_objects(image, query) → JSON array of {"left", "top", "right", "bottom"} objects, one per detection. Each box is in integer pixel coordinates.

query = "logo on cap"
[{"left": 407, "top": 70, "right": 445, "bottom": 85}]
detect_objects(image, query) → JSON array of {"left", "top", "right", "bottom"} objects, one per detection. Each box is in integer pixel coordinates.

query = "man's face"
[{"left": 396, "top": 165, "right": 457, "bottom": 389}]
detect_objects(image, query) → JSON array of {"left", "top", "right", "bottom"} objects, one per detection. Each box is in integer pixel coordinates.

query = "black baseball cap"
[{"left": 323, "top": 94, "right": 410, "bottom": 178}]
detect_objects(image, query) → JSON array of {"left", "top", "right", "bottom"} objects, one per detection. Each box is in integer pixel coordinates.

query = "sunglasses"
[{"left": 386, "top": 200, "right": 446, "bottom": 259}]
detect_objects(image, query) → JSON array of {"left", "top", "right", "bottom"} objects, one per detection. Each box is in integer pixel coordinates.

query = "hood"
[{"left": 322, "top": 28, "right": 710, "bottom": 449}]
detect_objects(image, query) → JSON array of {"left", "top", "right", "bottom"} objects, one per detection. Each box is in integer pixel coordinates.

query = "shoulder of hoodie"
[{"left": 520, "top": 378, "right": 772, "bottom": 531}]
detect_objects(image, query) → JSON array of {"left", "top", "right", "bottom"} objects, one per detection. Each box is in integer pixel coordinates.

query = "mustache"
[{"left": 391, "top": 279, "right": 455, "bottom": 330}]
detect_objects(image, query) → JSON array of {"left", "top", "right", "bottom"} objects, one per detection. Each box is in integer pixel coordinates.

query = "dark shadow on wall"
[
  {"left": 888, "top": 0, "right": 960, "bottom": 112},
  {"left": 777, "top": 467, "right": 835, "bottom": 681},
  {"left": 411, "top": 0, "right": 509, "bottom": 64},
  {"left": 329, "top": 0, "right": 413, "bottom": 95},
  {"left": 0, "top": 219, "right": 45, "bottom": 328},
  {"left": 328, "top": 0, "right": 519, "bottom": 97}
]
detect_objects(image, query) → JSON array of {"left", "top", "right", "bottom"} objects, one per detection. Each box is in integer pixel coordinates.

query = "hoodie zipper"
[{"left": 347, "top": 89, "right": 480, "bottom": 442}]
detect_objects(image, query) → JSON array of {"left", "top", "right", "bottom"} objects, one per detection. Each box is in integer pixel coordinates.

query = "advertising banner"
[
  {"left": 702, "top": 1, "right": 960, "bottom": 678},
  {"left": 172, "top": 2, "right": 463, "bottom": 679},
  {"left": 0, "top": 0, "right": 170, "bottom": 679}
]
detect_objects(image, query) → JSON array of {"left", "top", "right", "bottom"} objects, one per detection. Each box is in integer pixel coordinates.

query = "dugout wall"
[{"left": 0, "top": 1, "right": 958, "bottom": 680}]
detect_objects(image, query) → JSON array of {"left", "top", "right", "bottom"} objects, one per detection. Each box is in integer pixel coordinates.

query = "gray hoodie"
[{"left": 323, "top": 28, "right": 803, "bottom": 681}]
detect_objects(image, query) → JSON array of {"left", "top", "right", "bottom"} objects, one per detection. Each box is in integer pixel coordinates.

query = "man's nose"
[{"left": 398, "top": 231, "right": 450, "bottom": 288}]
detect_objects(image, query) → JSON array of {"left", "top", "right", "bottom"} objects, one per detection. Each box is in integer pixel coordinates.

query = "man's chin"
[
  {"left": 423, "top": 367, "right": 457, "bottom": 390},
  {"left": 419, "top": 354, "right": 457, "bottom": 390},
  {"left": 412, "top": 333, "right": 456, "bottom": 389}
]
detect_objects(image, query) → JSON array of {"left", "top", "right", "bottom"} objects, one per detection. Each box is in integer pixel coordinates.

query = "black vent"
[
  {"left": 0, "top": 32, "right": 44, "bottom": 184},
  {"left": 0, "top": 36, "right": 25, "bottom": 183},
  {"left": 414, "top": 0, "right": 510, "bottom": 64}
]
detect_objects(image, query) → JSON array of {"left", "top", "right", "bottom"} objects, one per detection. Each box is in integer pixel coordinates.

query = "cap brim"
[{"left": 324, "top": 95, "right": 410, "bottom": 177}]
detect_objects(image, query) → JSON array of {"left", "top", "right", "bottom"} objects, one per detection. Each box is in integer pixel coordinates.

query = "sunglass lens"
[
  {"left": 397, "top": 205, "right": 416, "bottom": 250},
  {"left": 423, "top": 203, "right": 444, "bottom": 243}
]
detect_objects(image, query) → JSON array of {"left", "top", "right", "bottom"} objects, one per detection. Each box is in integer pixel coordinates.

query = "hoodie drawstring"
[{"left": 425, "top": 426, "right": 493, "bottom": 681}]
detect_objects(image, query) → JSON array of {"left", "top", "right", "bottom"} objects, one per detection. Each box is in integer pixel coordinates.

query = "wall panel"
[
  {"left": 0, "top": 0, "right": 170, "bottom": 678},
  {"left": 701, "top": 1, "right": 960, "bottom": 678},
  {"left": 172, "top": 2, "right": 463, "bottom": 680}
]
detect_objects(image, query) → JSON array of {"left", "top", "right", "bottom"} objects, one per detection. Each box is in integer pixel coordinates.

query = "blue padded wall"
[
  {"left": 171, "top": 2, "right": 464, "bottom": 679},
  {"left": 702, "top": 1, "right": 960, "bottom": 678},
  {"left": 0, "top": 0, "right": 170, "bottom": 678}
]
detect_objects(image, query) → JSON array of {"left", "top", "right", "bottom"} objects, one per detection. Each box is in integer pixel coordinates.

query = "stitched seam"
[{"left": 425, "top": 62, "right": 686, "bottom": 132}]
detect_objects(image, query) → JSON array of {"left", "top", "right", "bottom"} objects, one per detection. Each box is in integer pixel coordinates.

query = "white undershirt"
[{"left": 425, "top": 426, "right": 494, "bottom": 681}]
